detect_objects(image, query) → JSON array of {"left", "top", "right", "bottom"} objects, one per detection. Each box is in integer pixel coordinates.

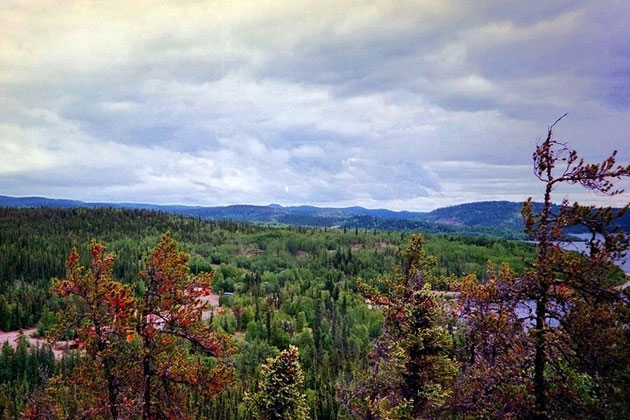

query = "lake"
[{"left": 559, "top": 233, "right": 630, "bottom": 274}]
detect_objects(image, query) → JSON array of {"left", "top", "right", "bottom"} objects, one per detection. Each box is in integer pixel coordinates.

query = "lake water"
[
  {"left": 513, "top": 235, "right": 629, "bottom": 328},
  {"left": 525, "top": 236, "right": 630, "bottom": 274},
  {"left": 557, "top": 233, "right": 630, "bottom": 274}
]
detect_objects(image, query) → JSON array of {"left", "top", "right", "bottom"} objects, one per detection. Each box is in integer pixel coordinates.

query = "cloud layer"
[{"left": 1, "top": 0, "right": 629, "bottom": 210}]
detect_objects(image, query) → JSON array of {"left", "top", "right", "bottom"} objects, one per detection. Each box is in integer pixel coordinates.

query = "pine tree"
[
  {"left": 24, "top": 235, "right": 234, "bottom": 419},
  {"left": 455, "top": 117, "right": 630, "bottom": 418},
  {"left": 245, "top": 345, "right": 308, "bottom": 420},
  {"left": 521, "top": 115, "right": 630, "bottom": 418},
  {"left": 341, "top": 234, "right": 458, "bottom": 419},
  {"left": 136, "top": 233, "right": 234, "bottom": 419},
  {"left": 47, "top": 240, "right": 136, "bottom": 419}
]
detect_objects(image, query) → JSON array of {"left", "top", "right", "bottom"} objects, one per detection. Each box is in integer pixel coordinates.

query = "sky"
[{"left": 1, "top": 0, "right": 630, "bottom": 211}]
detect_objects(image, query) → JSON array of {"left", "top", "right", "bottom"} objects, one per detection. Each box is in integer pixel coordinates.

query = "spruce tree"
[
  {"left": 245, "top": 345, "right": 308, "bottom": 420},
  {"left": 341, "top": 234, "right": 458, "bottom": 419}
]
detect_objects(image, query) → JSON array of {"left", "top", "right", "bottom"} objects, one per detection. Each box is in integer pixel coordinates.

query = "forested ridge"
[
  {"left": 7, "top": 195, "right": 630, "bottom": 239},
  {"left": 0, "top": 207, "right": 536, "bottom": 332}
]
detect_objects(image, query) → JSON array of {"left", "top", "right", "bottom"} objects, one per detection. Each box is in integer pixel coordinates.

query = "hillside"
[
  {"left": 0, "top": 195, "right": 420, "bottom": 226},
  {"left": 2, "top": 195, "right": 629, "bottom": 238}
]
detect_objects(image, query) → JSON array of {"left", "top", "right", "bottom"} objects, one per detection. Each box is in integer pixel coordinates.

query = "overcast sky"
[{"left": 1, "top": 0, "right": 630, "bottom": 211}]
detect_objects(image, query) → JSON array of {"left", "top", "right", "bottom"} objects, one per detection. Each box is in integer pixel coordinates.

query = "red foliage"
[
  {"left": 27, "top": 235, "right": 234, "bottom": 419},
  {"left": 136, "top": 233, "right": 234, "bottom": 419}
]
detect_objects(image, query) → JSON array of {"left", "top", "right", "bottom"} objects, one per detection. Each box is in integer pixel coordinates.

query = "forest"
[
  {"left": 0, "top": 206, "right": 537, "bottom": 418},
  {"left": 0, "top": 130, "right": 629, "bottom": 419}
]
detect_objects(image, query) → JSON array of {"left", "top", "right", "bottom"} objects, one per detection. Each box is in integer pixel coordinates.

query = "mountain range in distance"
[{"left": 1, "top": 195, "right": 628, "bottom": 239}]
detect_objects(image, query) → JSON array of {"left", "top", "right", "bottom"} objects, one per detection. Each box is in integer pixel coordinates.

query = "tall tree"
[
  {"left": 25, "top": 235, "right": 234, "bottom": 419},
  {"left": 136, "top": 233, "right": 234, "bottom": 419},
  {"left": 341, "top": 234, "right": 458, "bottom": 419},
  {"left": 520, "top": 116, "right": 630, "bottom": 418},
  {"left": 50, "top": 241, "right": 136, "bottom": 419}
]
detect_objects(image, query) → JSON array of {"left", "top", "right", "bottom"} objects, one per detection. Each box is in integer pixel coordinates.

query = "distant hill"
[
  {"left": 423, "top": 201, "right": 630, "bottom": 233},
  {"left": 422, "top": 201, "right": 533, "bottom": 230},
  {"left": 0, "top": 195, "right": 84, "bottom": 209},
  {"left": 1, "top": 195, "right": 628, "bottom": 237},
  {"left": 0, "top": 195, "right": 424, "bottom": 226}
]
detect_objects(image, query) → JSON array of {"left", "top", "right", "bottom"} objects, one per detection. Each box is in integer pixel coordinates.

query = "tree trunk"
[
  {"left": 533, "top": 175, "right": 553, "bottom": 420},
  {"left": 105, "top": 359, "right": 119, "bottom": 420},
  {"left": 142, "top": 352, "right": 151, "bottom": 420},
  {"left": 533, "top": 296, "right": 547, "bottom": 420}
]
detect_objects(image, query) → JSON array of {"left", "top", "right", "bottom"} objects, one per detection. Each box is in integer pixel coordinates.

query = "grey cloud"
[
  {"left": 253, "top": 1, "right": 630, "bottom": 119},
  {"left": 1, "top": 0, "right": 629, "bottom": 211}
]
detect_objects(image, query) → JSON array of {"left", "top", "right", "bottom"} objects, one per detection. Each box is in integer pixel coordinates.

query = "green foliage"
[
  {"left": 0, "top": 337, "right": 79, "bottom": 418},
  {"left": 342, "top": 234, "right": 458, "bottom": 418},
  {"left": 0, "top": 207, "right": 541, "bottom": 419},
  {"left": 245, "top": 345, "right": 308, "bottom": 420},
  {"left": 3, "top": 122, "right": 630, "bottom": 419}
]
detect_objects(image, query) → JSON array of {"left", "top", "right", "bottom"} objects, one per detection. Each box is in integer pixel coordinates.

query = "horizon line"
[{"left": 0, "top": 193, "right": 565, "bottom": 213}]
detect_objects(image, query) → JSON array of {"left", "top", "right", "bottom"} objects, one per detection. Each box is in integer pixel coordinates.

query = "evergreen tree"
[
  {"left": 245, "top": 345, "right": 308, "bottom": 420},
  {"left": 341, "top": 234, "right": 458, "bottom": 419},
  {"left": 24, "top": 235, "right": 234, "bottom": 419},
  {"left": 521, "top": 116, "right": 630, "bottom": 418},
  {"left": 455, "top": 117, "right": 630, "bottom": 418},
  {"left": 46, "top": 241, "right": 136, "bottom": 419},
  {"left": 136, "top": 233, "right": 234, "bottom": 419}
]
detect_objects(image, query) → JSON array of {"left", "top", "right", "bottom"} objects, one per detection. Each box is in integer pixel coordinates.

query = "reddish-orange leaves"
[
  {"left": 37, "top": 234, "right": 234, "bottom": 419},
  {"left": 137, "top": 233, "right": 234, "bottom": 418}
]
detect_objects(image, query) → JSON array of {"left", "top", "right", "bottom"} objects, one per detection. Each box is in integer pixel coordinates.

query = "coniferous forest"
[
  {"left": 0, "top": 206, "right": 538, "bottom": 419},
  {"left": 0, "top": 126, "right": 629, "bottom": 419}
]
